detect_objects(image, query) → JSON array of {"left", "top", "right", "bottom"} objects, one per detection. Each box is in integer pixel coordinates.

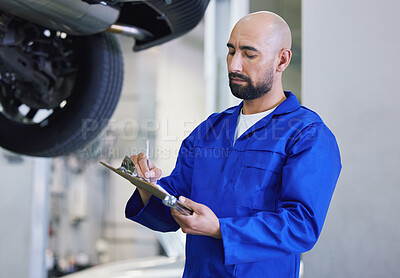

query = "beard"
[{"left": 228, "top": 68, "right": 274, "bottom": 100}]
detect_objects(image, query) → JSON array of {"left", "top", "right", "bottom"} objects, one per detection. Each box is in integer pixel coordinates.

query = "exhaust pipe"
[
  {"left": 0, "top": 0, "right": 120, "bottom": 35},
  {"left": 107, "top": 24, "right": 153, "bottom": 41}
]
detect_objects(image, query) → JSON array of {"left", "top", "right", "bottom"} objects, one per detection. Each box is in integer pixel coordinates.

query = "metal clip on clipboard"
[{"left": 100, "top": 156, "right": 193, "bottom": 216}]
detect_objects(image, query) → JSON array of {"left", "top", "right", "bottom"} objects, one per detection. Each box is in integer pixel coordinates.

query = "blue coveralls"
[{"left": 126, "top": 91, "right": 342, "bottom": 277}]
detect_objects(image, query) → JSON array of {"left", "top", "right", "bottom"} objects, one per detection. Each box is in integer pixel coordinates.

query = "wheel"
[{"left": 0, "top": 31, "right": 123, "bottom": 157}]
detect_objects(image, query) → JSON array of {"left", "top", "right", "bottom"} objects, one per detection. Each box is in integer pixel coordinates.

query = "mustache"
[{"left": 228, "top": 72, "right": 251, "bottom": 82}]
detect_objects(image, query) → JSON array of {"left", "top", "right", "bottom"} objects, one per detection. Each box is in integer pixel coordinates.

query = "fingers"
[
  {"left": 171, "top": 207, "right": 194, "bottom": 233},
  {"left": 170, "top": 197, "right": 201, "bottom": 222},
  {"left": 130, "top": 153, "right": 162, "bottom": 183},
  {"left": 137, "top": 152, "right": 150, "bottom": 177},
  {"left": 170, "top": 197, "right": 222, "bottom": 238},
  {"left": 150, "top": 167, "right": 162, "bottom": 181},
  {"left": 170, "top": 197, "right": 194, "bottom": 219},
  {"left": 146, "top": 160, "right": 162, "bottom": 178},
  {"left": 178, "top": 196, "right": 202, "bottom": 213}
]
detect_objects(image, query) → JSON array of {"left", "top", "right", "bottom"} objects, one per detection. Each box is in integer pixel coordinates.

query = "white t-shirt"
[{"left": 233, "top": 107, "right": 276, "bottom": 144}]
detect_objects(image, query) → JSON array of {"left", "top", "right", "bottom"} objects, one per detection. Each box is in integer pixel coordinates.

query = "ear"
[{"left": 276, "top": 49, "right": 292, "bottom": 72}]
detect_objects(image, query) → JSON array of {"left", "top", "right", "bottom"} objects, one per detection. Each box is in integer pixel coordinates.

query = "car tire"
[{"left": 0, "top": 32, "right": 123, "bottom": 157}]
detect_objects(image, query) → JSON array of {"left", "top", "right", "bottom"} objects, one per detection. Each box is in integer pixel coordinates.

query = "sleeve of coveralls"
[
  {"left": 125, "top": 135, "right": 195, "bottom": 232},
  {"left": 219, "top": 122, "right": 342, "bottom": 265}
]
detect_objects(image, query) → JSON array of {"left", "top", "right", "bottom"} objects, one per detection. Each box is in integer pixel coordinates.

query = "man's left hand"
[{"left": 171, "top": 196, "right": 222, "bottom": 239}]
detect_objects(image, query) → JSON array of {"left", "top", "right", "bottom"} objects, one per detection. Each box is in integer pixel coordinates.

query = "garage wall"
[
  {"left": 302, "top": 1, "right": 400, "bottom": 277},
  {"left": 155, "top": 23, "right": 206, "bottom": 175},
  {"left": 0, "top": 150, "right": 50, "bottom": 278}
]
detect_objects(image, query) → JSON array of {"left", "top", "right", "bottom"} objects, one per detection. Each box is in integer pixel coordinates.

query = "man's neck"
[{"left": 242, "top": 89, "right": 286, "bottom": 115}]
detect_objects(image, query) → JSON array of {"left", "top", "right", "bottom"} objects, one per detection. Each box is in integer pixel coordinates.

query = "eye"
[
  {"left": 228, "top": 51, "right": 235, "bottom": 56},
  {"left": 245, "top": 53, "right": 256, "bottom": 59}
]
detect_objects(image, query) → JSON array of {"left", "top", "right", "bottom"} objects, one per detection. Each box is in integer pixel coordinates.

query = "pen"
[
  {"left": 146, "top": 139, "right": 150, "bottom": 167},
  {"left": 145, "top": 139, "right": 150, "bottom": 181}
]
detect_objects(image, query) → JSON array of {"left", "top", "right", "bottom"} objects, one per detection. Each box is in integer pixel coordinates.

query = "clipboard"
[{"left": 100, "top": 161, "right": 193, "bottom": 215}]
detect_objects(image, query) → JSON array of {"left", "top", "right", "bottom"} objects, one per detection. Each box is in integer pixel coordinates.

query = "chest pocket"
[{"left": 231, "top": 150, "right": 285, "bottom": 211}]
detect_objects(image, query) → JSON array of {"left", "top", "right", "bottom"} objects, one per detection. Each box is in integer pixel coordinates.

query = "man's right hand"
[{"left": 130, "top": 153, "right": 162, "bottom": 206}]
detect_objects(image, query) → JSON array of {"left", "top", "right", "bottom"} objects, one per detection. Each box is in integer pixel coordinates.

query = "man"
[{"left": 125, "top": 11, "right": 341, "bottom": 277}]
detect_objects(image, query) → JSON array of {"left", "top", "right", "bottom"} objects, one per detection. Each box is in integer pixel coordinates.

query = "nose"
[{"left": 227, "top": 52, "right": 243, "bottom": 73}]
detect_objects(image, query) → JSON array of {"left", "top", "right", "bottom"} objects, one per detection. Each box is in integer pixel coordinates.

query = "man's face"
[{"left": 226, "top": 26, "right": 277, "bottom": 100}]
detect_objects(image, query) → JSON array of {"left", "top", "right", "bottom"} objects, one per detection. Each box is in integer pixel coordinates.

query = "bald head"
[
  {"left": 226, "top": 11, "right": 293, "bottom": 104},
  {"left": 231, "top": 11, "right": 292, "bottom": 53}
]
